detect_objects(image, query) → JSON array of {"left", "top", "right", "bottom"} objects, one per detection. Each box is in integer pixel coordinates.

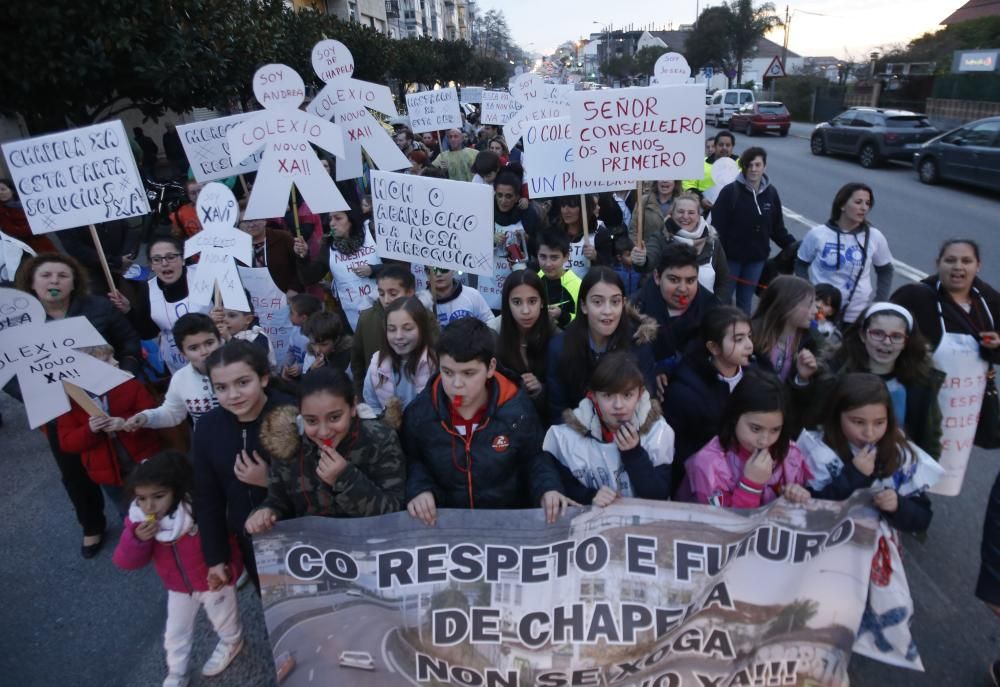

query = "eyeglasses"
[
  {"left": 431, "top": 267, "right": 451, "bottom": 275},
  {"left": 866, "top": 329, "right": 907, "bottom": 345},
  {"left": 150, "top": 253, "right": 182, "bottom": 265}
]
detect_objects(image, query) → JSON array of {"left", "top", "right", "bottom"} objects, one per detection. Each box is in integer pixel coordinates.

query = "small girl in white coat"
[{"left": 544, "top": 351, "right": 675, "bottom": 505}]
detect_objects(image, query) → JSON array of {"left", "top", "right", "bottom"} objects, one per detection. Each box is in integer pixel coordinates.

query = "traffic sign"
[
  {"left": 702, "top": 66, "right": 714, "bottom": 79},
  {"left": 764, "top": 56, "right": 786, "bottom": 78}
]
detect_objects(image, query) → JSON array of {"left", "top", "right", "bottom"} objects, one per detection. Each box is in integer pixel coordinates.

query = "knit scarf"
[
  {"left": 330, "top": 233, "right": 364, "bottom": 256},
  {"left": 128, "top": 500, "right": 195, "bottom": 543}
]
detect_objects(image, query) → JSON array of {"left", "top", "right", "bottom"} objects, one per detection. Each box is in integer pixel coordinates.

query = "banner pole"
[
  {"left": 580, "top": 194, "right": 590, "bottom": 242},
  {"left": 63, "top": 381, "right": 106, "bottom": 418},
  {"left": 88, "top": 224, "right": 118, "bottom": 296},
  {"left": 290, "top": 186, "right": 303, "bottom": 239},
  {"left": 635, "top": 182, "right": 644, "bottom": 246},
  {"left": 238, "top": 174, "right": 250, "bottom": 196}
]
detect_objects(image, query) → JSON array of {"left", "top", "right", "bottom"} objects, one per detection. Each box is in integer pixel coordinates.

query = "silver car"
[{"left": 913, "top": 116, "right": 1000, "bottom": 191}]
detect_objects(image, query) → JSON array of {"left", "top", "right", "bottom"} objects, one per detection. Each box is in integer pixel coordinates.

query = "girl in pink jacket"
[
  {"left": 677, "top": 369, "right": 812, "bottom": 508},
  {"left": 113, "top": 452, "right": 245, "bottom": 687}
]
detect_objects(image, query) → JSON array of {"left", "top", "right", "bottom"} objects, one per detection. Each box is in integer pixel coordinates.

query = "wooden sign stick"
[
  {"left": 62, "top": 381, "right": 106, "bottom": 418},
  {"left": 88, "top": 224, "right": 118, "bottom": 296},
  {"left": 213, "top": 282, "right": 222, "bottom": 309},
  {"left": 635, "top": 181, "right": 645, "bottom": 246},
  {"left": 580, "top": 194, "right": 590, "bottom": 242},
  {"left": 238, "top": 175, "right": 250, "bottom": 196},
  {"left": 290, "top": 186, "right": 303, "bottom": 239}
]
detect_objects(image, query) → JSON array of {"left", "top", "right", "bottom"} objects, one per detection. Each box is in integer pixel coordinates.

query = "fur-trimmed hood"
[
  {"left": 561, "top": 389, "right": 663, "bottom": 441},
  {"left": 259, "top": 403, "right": 377, "bottom": 462},
  {"left": 625, "top": 301, "right": 659, "bottom": 346}
]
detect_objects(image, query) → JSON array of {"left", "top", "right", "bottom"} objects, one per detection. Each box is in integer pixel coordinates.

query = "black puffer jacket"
[
  {"left": 402, "top": 371, "right": 562, "bottom": 509},
  {"left": 663, "top": 352, "right": 738, "bottom": 465},
  {"left": 977, "top": 470, "right": 1000, "bottom": 606}
]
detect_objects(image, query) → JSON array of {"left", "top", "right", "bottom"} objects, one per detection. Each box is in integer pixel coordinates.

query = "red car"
[{"left": 728, "top": 101, "right": 791, "bottom": 137}]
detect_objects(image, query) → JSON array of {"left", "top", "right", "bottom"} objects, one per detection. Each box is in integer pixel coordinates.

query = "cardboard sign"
[
  {"left": 227, "top": 64, "right": 349, "bottom": 219},
  {"left": 651, "top": 52, "right": 692, "bottom": 85},
  {"left": 238, "top": 266, "right": 292, "bottom": 362},
  {"left": 0, "top": 288, "right": 133, "bottom": 428},
  {"left": 480, "top": 90, "right": 521, "bottom": 126},
  {"left": 567, "top": 85, "right": 706, "bottom": 182},
  {"left": 306, "top": 39, "right": 409, "bottom": 182},
  {"left": 522, "top": 118, "right": 634, "bottom": 198},
  {"left": 405, "top": 87, "right": 462, "bottom": 134},
  {"left": 459, "top": 86, "right": 484, "bottom": 104},
  {"left": 505, "top": 74, "right": 569, "bottom": 144},
  {"left": 1, "top": 120, "right": 149, "bottom": 234},
  {"left": 183, "top": 182, "right": 252, "bottom": 311},
  {"left": 370, "top": 170, "right": 494, "bottom": 277},
  {"left": 178, "top": 113, "right": 263, "bottom": 183},
  {"left": 0, "top": 231, "right": 35, "bottom": 283}
]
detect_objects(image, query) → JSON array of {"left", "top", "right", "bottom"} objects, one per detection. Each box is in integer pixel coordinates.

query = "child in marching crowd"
[
  {"left": 351, "top": 265, "right": 419, "bottom": 393},
  {"left": 545, "top": 352, "right": 675, "bottom": 506},
  {"left": 678, "top": 368, "right": 812, "bottom": 508},
  {"left": 244, "top": 368, "right": 406, "bottom": 534},
  {"left": 537, "top": 230, "right": 582, "bottom": 329},
  {"left": 613, "top": 234, "right": 642, "bottom": 299},
  {"left": 282, "top": 293, "right": 322, "bottom": 380},
  {"left": 363, "top": 296, "right": 438, "bottom": 428},
  {"left": 113, "top": 452, "right": 245, "bottom": 687},
  {"left": 430, "top": 266, "right": 493, "bottom": 329},
  {"left": 813, "top": 283, "right": 844, "bottom": 357},
  {"left": 124, "top": 314, "right": 221, "bottom": 432},
  {"left": 801, "top": 373, "right": 942, "bottom": 533},
  {"left": 212, "top": 296, "right": 276, "bottom": 369},
  {"left": 302, "top": 310, "right": 353, "bottom": 375},
  {"left": 57, "top": 345, "right": 162, "bottom": 515}
]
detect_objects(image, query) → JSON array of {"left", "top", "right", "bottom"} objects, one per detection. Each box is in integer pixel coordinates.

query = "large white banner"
[
  {"left": 177, "top": 113, "right": 263, "bottom": 183},
  {"left": 522, "top": 118, "right": 633, "bottom": 198},
  {"left": 460, "top": 87, "right": 484, "bottom": 105},
  {"left": 1, "top": 120, "right": 149, "bottom": 233},
  {"left": 405, "top": 87, "right": 462, "bottom": 134},
  {"left": 567, "top": 85, "right": 706, "bottom": 182},
  {"left": 480, "top": 90, "right": 521, "bottom": 126},
  {"left": 370, "top": 171, "right": 494, "bottom": 277}
]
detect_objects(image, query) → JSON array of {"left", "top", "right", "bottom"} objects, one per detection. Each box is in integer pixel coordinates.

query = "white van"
[{"left": 706, "top": 89, "right": 755, "bottom": 127}]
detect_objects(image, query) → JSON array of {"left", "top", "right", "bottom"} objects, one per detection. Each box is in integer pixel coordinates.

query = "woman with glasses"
[
  {"left": 830, "top": 302, "right": 944, "bottom": 458},
  {"left": 109, "top": 237, "right": 210, "bottom": 374},
  {"left": 892, "top": 239, "right": 1000, "bottom": 495}
]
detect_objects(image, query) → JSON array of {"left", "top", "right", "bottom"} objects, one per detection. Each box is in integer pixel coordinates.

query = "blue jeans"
[{"left": 727, "top": 259, "right": 766, "bottom": 314}]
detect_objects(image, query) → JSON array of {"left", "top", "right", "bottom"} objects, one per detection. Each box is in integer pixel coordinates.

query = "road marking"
[
  {"left": 783, "top": 206, "right": 929, "bottom": 283},
  {"left": 381, "top": 628, "right": 395, "bottom": 674},
  {"left": 383, "top": 629, "right": 422, "bottom": 687},
  {"left": 309, "top": 668, "right": 315, "bottom": 682}
]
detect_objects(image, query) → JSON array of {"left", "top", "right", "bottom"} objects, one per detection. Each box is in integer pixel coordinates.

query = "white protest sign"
[
  {"left": 460, "top": 87, "right": 484, "bottom": 104},
  {"left": 568, "top": 85, "right": 706, "bottom": 182},
  {"left": 522, "top": 118, "right": 634, "bottom": 198},
  {"left": 183, "top": 182, "right": 252, "bottom": 311},
  {"left": 705, "top": 157, "right": 740, "bottom": 204},
  {"left": 480, "top": 90, "right": 521, "bottom": 126},
  {"left": 178, "top": 113, "right": 263, "bottom": 183},
  {"left": 1, "top": 120, "right": 150, "bottom": 234},
  {"left": 405, "top": 87, "right": 462, "bottom": 134},
  {"left": 505, "top": 74, "right": 569, "bottom": 144},
  {"left": 0, "top": 288, "right": 133, "bottom": 428},
  {"left": 0, "top": 231, "right": 35, "bottom": 283},
  {"left": 651, "top": 52, "right": 692, "bottom": 85},
  {"left": 238, "top": 266, "right": 292, "bottom": 365},
  {"left": 370, "top": 170, "right": 494, "bottom": 277},
  {"left": 228, "top": 64, "right": 349, "bottom": 219},
  {"left": 306, "top": 39, "right": 409, "bottom": 182},
  {"left": 542, "top": 84, "right": 574, "bottom": 106}
]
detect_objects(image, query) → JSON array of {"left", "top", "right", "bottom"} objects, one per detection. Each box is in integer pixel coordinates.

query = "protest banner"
[
  {"left": 254, "top": 493, "right": 921, "bottom": 687},
  {"left": 0, "top": 288, "right": 132, "bottom": 428},
  {"left": 522, "top": 118, "right": 633, "bottom": 198},
  {"left": 0, "top": 231, "right": 35, "bottom": 283},
  {"left": 405, "top": 87, "right": 462, "bottom": 134},
  {"left": 480, "top": 90, "right": 521, "bottom": 126},
  {"left": 183, "top": 182, "right": 252, "bottom": 312},
  {"left": 505, "top": 73, "right": 569, "bottom": 144},
  {"left": 177, "top": 113, "right": 263, "bottom": 183},
  {"left": 931, "top": 336, "right": 987, "bottom": 496},
  {"left": 651, "top": 52, "right": 692, "bottom": 85},
  {"left": 370, "top": 171, "right": 494, "bottom": 277},
  {"left": 306, "top": 39, "right": 409, "bottom": 182},
  {"left": 567, "top": 85, "right": 706, "bottom": 183},
  {"left": 460, "top": 86, "right": 484, "bottom": 105},
  {"left": 237, "top": 265, "right": 292, "bottom": 364},
  {"left": 227, "top": 64, "right": 348, "bottom": 220},
  {"left": 705, "top": 157, "right": 740, "bottom": 205}
]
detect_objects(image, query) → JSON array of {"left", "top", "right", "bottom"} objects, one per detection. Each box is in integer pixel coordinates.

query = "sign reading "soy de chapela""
[
  {"left": 568, "top": 85, "right": 706, "bottom": 182},
  {"left": 370, "top": 170, "right": 493, "bottom": 277}
]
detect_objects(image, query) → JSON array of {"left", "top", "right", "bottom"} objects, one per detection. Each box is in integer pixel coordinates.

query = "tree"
[
  {"left": 685, "top": 6, "right": 738, "bottom": 86},
  {"left": 605, "top": 55, "right": 637, "bottom": 82},
  {"left": 728, "top": 0, "right": 783, "bottom": 86},
  {"left": 634, "top": 46, "right": 670, "bottom": 78},
  {"left": 764, "top": 599, "right": 819, "bottom": 639},
  {"left": 881, "top": 17, "right": 1000, "bottom": 74}
]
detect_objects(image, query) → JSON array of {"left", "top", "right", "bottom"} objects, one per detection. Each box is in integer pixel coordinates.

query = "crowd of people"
[{"left": 2, "top": 112, "right": 999, "bottom": 687}]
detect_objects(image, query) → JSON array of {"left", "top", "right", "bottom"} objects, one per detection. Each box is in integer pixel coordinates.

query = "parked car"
[
  {"left": 339, "top": 651, "right": 376, "bottom": 671},
  {"left": 913, "top": 116, "right": 1000, "bottom": 191},
  {"left": 706, "top": 89, "right": 755, "bottom": 127},
  {"left": 810, "top": 107, "right": 939, "bottom": 168},
  {"left": 728, "top": 101, "right": 791, "bottom": 136}
]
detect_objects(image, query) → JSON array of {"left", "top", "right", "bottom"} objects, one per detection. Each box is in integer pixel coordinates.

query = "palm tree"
[
  {"left": 728, "top": 0, "right": 783, "bottom": 86},
  {"left": 766, "top": 598, "right": 819, "bottom": 638}
]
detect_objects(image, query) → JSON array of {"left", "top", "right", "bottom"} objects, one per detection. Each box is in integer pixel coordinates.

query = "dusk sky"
[{"left": 478, "top": 0, "right": 960, "bottom": 60}]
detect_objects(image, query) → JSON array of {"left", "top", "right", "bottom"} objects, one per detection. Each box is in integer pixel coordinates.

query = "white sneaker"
[
  {"left": 163, "top": 674, "right": 189, "bottom": 687},
  {"left": 201, "top": 637, "right": 245, "bottom": 677}
]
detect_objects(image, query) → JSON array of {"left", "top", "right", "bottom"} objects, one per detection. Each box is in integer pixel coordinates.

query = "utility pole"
[{"left": 781, "top": 4, "right": 790, "bottom": 73}]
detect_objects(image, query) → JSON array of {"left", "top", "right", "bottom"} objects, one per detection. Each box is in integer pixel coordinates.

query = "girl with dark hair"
[
  {"left": 294, "top": 206, "right": 382, "bottom": 329},
  {"left": 796, "top": 182, "right": 893, "bottom": 324},
  {"left": 832, "top": 302, "right": 944, "bottom": 457},
  {"left": 546, "top": 266, "right": 658, "bottom": 423},
  {"left": 494, "top": 270, "right": 555, "bottom": 413},
  {"left": 801, "top": 373, "right": 942, "bottom": 533},
  {"left": 664, "top": 306, "right": 755, "bottom": 469},
  {"left": 193, "top": 340, "right": 296, "bottom": 591},
  {"left": 751, "top": 275, "right": 820, "bottom": 383},
  {"left": 245, "top": 367, "right": 406, "bottom": 533},
  {"left": 114, "top": 451, "right": 245, "bottom": 686},
  {"left": 544, "top": 351, "right": 675, "bottom": 505},
  {"left": 678, "top": 368, "right": 812, "bottom": 508},
  {"left": 109, "top": 236, "right": 211, "bottom": 373},
  {"left": 892, "top": 238, "right": 1000, "bottom": 496},
  {"left": 363, "top": 296, "right": 438, "bottom": 425},
  {"left": 549, "top": 195, "right": 613, "bottom": 278}
]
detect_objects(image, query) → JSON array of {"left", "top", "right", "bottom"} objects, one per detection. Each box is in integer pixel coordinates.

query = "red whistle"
[
  {"left": 678, "top": 295, "right": 689, "bottom": 307},
  {"left": 321, "top": 438, "right": 333, "bottom": 447}
]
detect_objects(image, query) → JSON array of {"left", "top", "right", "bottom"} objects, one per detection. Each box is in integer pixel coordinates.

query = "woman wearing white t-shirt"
[{"left": 795, "top": 183, "right": 893, "bottom": 325}]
